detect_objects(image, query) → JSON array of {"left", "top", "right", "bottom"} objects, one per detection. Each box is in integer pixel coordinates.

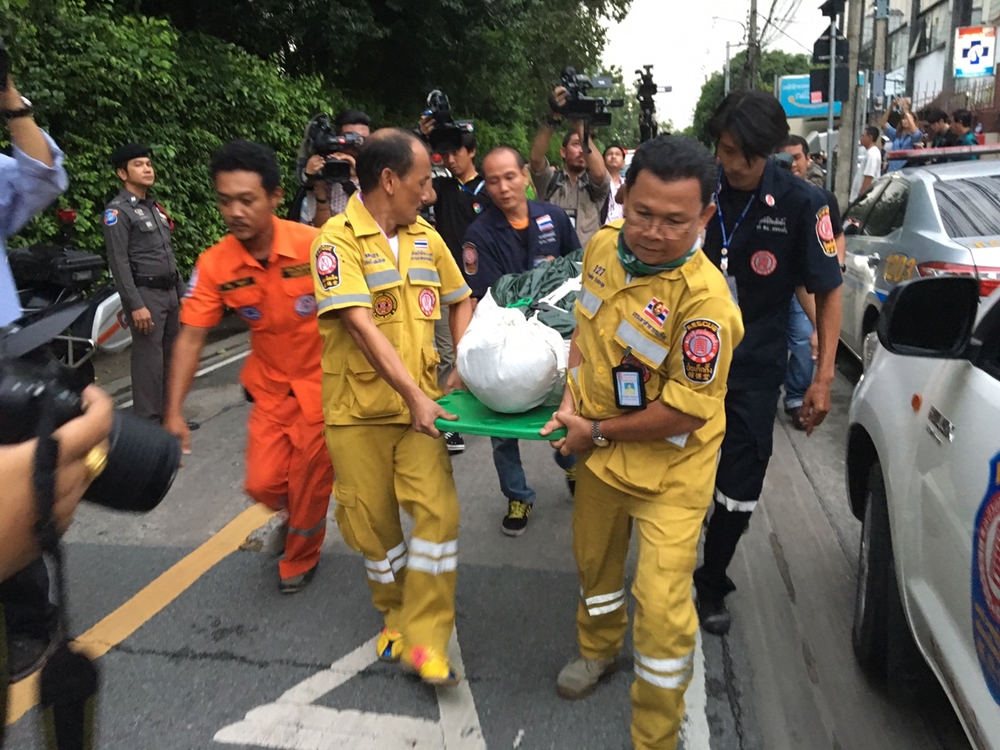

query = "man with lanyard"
[
  {"left": 0, "top": 64, "right": 70, "bottom": 683},
  {"left": 462, "top": 146, "right": 579, "bottom": 536},
  {"left": 311, "top": 129, "right": 473, "bottom": 686},
  {"left": 694, "top": 91, "right": 843, "bottom": 636},
  {"left": 540, "top": 135, "right": 743, "bottom": 750},
  {"left": 418, "top": 116, "right": 492, "bottom": 454},
  {"left": 104, "top": 143, "right": 187, "bottom": 422},
  {"left": 165, "top": 140, "right": 334, "bottom": 594}
]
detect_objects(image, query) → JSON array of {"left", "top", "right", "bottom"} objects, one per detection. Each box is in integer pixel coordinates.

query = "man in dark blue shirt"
[
  {"left": 462, "top": 146, "right": 580, "bottom": 536},
  {"left": 694, "top": 91, "right": 843, "bottom": 636}
]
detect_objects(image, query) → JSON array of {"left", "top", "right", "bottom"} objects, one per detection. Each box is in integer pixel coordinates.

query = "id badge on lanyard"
[
  {"left": 715, "top": 177, "right": 756, "bottom": 306},
  {"left": 613, "top": 347, "right": 647, "bottom": 411}
]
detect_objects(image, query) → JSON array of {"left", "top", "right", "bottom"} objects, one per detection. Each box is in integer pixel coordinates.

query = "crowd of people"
[{"left": 1, "top": 62, "right": 852, "bottom": 747}]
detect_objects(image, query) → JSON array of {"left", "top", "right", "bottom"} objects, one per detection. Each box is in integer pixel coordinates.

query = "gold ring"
[{"left": 83, "top": 446, "right": 109, "bottom": 482}]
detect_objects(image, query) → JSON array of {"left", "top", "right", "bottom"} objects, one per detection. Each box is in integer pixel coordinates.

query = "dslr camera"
[
  {"left": 553, "top": 66, "right": 624, "bottom": 128},
  {"left": 305, "top": 113, "right": 365, "bottom": 184},
  {"left": 0, "top": 303, "right": 179, "bottom": 512},
  {"left": 423, "top": 90, "right": 474, "bottom": 153}
]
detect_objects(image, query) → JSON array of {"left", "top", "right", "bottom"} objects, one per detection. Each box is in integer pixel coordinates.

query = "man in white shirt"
[
  {"left": 850, "top": 126, "right": 882, "bottom": 202},
  {"left": 602, "top": 142, "right": 626, "bottom": 223}
]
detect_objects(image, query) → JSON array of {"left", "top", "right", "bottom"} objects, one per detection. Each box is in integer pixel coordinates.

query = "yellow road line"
[{"left": 6, "top": 503, "right": 275, "bottom": 725}]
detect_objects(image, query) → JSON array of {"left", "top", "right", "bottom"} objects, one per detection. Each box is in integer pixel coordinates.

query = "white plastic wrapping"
[{"left": 456, "top": 293, "right": 568, "bottom": 413}]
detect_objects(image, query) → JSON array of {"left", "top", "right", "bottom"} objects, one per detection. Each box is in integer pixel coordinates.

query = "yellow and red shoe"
[
  {"left": 376, "top": 628, "right": 404, "bottom": 663},
  {"left": 402, "top": 645, "right": 461, "bottom": 686}
]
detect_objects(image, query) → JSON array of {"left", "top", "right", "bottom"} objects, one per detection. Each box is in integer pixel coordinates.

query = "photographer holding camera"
[
  {"left": 0, "top": 52, "right": 72, "bottom": 683},
  {"left": 298, "top": 110, "right": 371, "bottom": 227},
  {"left": 529, "top": 83, "right": 611, "bottom": 247}
]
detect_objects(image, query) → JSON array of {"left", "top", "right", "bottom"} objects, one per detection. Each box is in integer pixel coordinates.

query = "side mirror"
[
  {"left": 843, "top": 221, "right": 861, "bottom": 236},
  {"left": 877, "top": 276, "right": 979, "bottom": 358}
]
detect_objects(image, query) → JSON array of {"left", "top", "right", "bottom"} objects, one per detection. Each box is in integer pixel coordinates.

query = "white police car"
[{"left": 846, "top": 275, "right": 1000, "bottom": 748}]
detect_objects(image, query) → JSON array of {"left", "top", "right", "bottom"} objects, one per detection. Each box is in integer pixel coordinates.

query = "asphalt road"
[{"left": 3, "top": 341, "right": 975, "bottom": 750}]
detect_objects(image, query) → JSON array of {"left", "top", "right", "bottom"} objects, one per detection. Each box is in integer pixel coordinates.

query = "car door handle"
[{"left": 867, "top": 254, "right": 881, "bottom": 268}]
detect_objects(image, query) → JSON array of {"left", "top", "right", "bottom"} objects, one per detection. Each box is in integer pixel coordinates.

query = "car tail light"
[{"left": 917, "top": 261, "right": 1000, "bottom": 297}]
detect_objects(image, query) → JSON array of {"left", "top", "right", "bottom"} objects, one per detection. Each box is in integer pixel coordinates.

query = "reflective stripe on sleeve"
[
  {"left": 407, "top": 537, "right": 458, "bottom": 576},
  {"left": 716, "top": 487, "right": 757, "bottom": 513},
  {"left": 615, "top": 321, "right": 669, "bottom": 366},
  {"left": 410, "top": 538, "right": 458, "bottom": 558},
  {"left": 387, "top": 540, "right": 408, "bottom": 573},
  {"left": 441, "top": 284, "right": 472, "bottom": 304},
  {"left": 407, "top": 553, "right": 458, "bottom": 575},
  {"left": 634, "top": 664, "right": 693, "bottom": 690},
  {"left": 578, "top": 288, "right": 603, "bottom": 315},
  {"left": 288, "top": 519, "right": 326, "bottom": 538},
  {"left": 582, "top": 588, "right": 626, "bottom": 616},
  {"left": 317, "top": 293, "right": 372, "bottom": 312},
  {"left": 634, "top": 650, "right": 694, "bottom": 675}
]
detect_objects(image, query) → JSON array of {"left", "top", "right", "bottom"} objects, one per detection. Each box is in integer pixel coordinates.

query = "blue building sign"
[{"left": 778, "top": 75, "right": 843, "bottom": 118}]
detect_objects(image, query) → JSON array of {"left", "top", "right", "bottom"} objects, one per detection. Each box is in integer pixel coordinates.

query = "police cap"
[{"left": 111, "top": 143, "right": 151, "bottom": 170}]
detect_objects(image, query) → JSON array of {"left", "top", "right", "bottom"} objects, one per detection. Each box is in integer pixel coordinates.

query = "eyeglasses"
[{"left": 625, "top": 206, "right": 699, "bottom": 238}]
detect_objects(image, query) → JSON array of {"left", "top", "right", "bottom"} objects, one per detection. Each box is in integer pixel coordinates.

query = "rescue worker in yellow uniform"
[
  {"left": 541, "top": 135, "right": 744, "bottom": 749},
  {"left": 311, "top": 129, "right": 473, "bottom": 686}
]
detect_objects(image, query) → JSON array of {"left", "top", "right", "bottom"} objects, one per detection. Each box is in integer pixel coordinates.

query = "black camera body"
[
  {"left": 554, "top": 67, "right": 624, "bottom": 128},
  {"left": 424, "top": 90, "right": 473, "bottom": 153},
  {"left": 306, "top": 114, "right": 365, "bottom": 183},
  {"left": 0, "top": 312, "right": 179, "bottom": 513}
]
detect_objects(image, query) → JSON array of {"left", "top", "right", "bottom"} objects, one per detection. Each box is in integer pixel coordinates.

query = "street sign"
[
  {"left": 779, "top": 75, "right": 842, "bottom": 117},
  {"left": 955, "top": 26, "right": 997, "bottom": 78}
]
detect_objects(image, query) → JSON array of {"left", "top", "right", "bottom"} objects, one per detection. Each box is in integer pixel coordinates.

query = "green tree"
[{"left": 688, "top": 49, "right": 811, "bottom": 147}]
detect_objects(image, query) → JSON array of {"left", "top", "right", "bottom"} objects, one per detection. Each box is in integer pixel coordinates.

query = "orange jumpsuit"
[{"left": 180, "top": 216, "right": 334, "bottom": 579}]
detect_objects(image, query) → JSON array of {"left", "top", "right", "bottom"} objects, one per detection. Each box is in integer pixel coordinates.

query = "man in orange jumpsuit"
[{"left": 165, "top": 140, "right": 333, "bottom": 594}]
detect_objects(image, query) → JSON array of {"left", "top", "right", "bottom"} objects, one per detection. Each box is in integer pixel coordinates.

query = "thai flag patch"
[
  {"left": 413, "top": 238, "right": 429, "bottom": 250},
  {"left": 642, "top": 297, "right": 669, "bottom": 328},
  {"left": 536, "top": 215, "right": 554, "bottom": 232}
]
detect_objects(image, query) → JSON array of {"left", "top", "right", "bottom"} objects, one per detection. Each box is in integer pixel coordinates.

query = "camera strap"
[{"left": 26, "top": 394, "right": 100, "bottom": 750}]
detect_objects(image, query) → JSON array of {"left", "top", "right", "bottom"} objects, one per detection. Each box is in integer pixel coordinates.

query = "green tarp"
[{"left": 487, "top": 249, "right": 584, "bottom": 339}]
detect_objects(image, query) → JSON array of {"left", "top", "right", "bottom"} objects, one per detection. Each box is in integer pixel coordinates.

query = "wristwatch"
[
  {"left": 1, "top": 95, "right": 33, "bottom": 121},
  {"left": 591, "top": 420, "right": 610, "bottom": 448}
]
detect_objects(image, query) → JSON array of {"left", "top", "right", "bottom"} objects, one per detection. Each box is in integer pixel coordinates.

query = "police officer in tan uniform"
[
  {"left": 541, "top": 135, "right": 744, "bottom": 750},
  {"left": 103, "top": 143, "right": 185, "bottom": 421}
]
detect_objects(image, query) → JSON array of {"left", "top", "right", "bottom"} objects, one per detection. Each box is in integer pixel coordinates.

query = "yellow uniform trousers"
[
  {"left": 324, "top": 424, "right": 459, "bottom": 656},
  {"left": 573, "top": 461, "right": 705, "bottom": 750}
]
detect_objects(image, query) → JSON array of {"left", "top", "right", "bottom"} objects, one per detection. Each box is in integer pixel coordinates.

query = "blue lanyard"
[
  {"left": 458, "top": 177, "right": 484, "bottom": 197},
  {"left": 715, "top": 174, "right": 756, "bottom": 273}
]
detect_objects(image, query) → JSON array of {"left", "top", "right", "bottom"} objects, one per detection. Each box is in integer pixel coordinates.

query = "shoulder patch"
[
  {"left": 103, "top": 209, "right": 118, "bottom": 226},
  {"left": 815, "top": 206, "right": 838, "bottom": 257},
  {"left": 463, "top": 242, "right": 479, "bottom": 276},
  {"left": 315, "top": 244, "right": 341, "bottom": 290},
  {"left": 681, "top": 318, "right": 722, "bottom": 384}
]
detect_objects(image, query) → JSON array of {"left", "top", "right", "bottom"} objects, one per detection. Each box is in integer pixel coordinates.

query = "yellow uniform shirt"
[
  {"left": 311, "top": 193, "right": 472, "bottom": 426},
  {"left": 570, "top": 221, "right": 745, "bottom": 505}
]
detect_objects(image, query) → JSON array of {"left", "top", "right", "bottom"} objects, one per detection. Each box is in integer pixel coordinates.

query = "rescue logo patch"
[
  {"left": 536, "top": 214, "right": 554, "bottom": 232},
  {"left": 973, "top": 454, "right": 1000, "bottom": 705},
  {"left": 294, "top": 294, "right": 317, "bottom": 316},
  {"left": 641, "top": 297, "right": 669, "bottom": 328},
  {"left": 281, "top": 263, "right": 312, "bottom": 279},
  {"left": 218, "top": 277, "right": 256, "bottom": 292},
  {"left": 473, "top": 202, "right": 483, "bottom": 214},
  {"left": 372, "top": 291, "right": 398, "bottom": 320},
  {"left": 315, "top": 244, "right": 340, "bottom": 290},
  {"left": 621, "top": 351, "right": 651, "bottom": 383},
  {"left": 681, "top": 318, "right": 722, "bottom": 384},
  {"left": 238, "top": 306, "right": 262, "bottom": 322},
  {"left": 463, "top": 242, "right": 479, "bottom": 276},
  {"left": 103, "top": 209, "right": 118, "bottom": 226},
  {"left": 418, "top": 288, "right": 437, "bottom": 317},
  {"left": 816, "top": 206, "right": 838, "bottom": 257},
  {"left": 184, "top": 268, "right": 199, "bottom": 298},
  {"left": 751, "top": 250, "right": 777, "bottom": 276}
]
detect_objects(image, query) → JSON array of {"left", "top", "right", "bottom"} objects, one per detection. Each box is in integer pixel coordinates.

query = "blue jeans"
[
  {"left": 784, "top": 296, "right": 814, "bottom": 410},
  {"left": 490, "top": 437, "right": 577, "bottom": 504}
]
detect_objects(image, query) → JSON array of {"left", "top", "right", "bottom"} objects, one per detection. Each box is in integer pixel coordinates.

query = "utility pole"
[
  {"left": 748, "top": 0, "right": 759, "bottom": 89},
  {"left": 826, "top": 12, "right": 837, "bottom": 191},
  {"left": 835, "top": 0, "right": 864, "bottom": 208},
  {"left": 872, "top": 0, "right": 889, "bottom": 109},
  {"left": 725, "top": 41, "right": 731, "bottom": 95}
]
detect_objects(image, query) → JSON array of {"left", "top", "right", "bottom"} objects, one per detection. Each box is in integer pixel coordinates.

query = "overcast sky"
[{"left": 603, "top": 0, "right": 831, "bottom": 129}]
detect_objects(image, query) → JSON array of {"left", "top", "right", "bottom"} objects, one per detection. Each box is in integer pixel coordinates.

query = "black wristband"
[{"left": 1, "top": 106, "right": 32, "bottom": 121}]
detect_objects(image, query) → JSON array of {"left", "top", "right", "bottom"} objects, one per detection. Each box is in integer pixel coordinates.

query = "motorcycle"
[{"left": 9, "top": 208, "right": 131, "bottom": 387}]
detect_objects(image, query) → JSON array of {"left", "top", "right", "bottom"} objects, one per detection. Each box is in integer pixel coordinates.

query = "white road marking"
[
  {"left": 117, "top": 349, "right": 250, "bottom": 409},
  {"left": 680, "top": 630, "right": 711, "bottom": 749},
  {"left": 215, "top": 627, "right": 486, "bottom": 750}
]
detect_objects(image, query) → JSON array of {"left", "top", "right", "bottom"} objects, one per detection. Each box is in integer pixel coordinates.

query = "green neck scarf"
[{"left": 616, "top": 229, "right": 698, "bottom": 276}]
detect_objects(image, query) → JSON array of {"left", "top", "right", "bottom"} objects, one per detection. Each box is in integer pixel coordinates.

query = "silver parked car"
[{"left": 840, "top": 160, "right": 1000, "bottom": 364}]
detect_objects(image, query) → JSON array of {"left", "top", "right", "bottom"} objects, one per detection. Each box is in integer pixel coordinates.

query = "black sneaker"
[
  {"left": 501, "top": 499, "right": 532, "bottom": 537},
  {"left": 7, "top": 632, "right": 58, "bottom": 682},
  {"left": 696, "top": 594, "right": 732, "bottom": 635},
  {"left": 444, "top": 432, "right": 465, "bottom": 454},
  {"left": 279, "top": 563, "right": 318, "bottom": 595}
]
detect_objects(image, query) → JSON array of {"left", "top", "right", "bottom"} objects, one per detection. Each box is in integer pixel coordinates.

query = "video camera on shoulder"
[
  {"left": 423, "top": 90, "right": 474, "bottom": 153},
  {"left": 0, "top": 303, "right": 179, "bottom": 513},
  {"left": 553, "top": 66, "right": 624, "bottom": 128},
  {"left": 306, "top": 113, "right": 365, "bottom": 184}
]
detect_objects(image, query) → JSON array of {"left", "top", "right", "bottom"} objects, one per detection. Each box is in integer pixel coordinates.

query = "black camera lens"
[{"left": 84, "top": 411, "right": 180, "bottom": 512}]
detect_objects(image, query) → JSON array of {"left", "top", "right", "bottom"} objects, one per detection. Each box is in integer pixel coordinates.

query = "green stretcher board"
[{"left": 435, "top": 390, "right": 567, "bottom": 441}]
